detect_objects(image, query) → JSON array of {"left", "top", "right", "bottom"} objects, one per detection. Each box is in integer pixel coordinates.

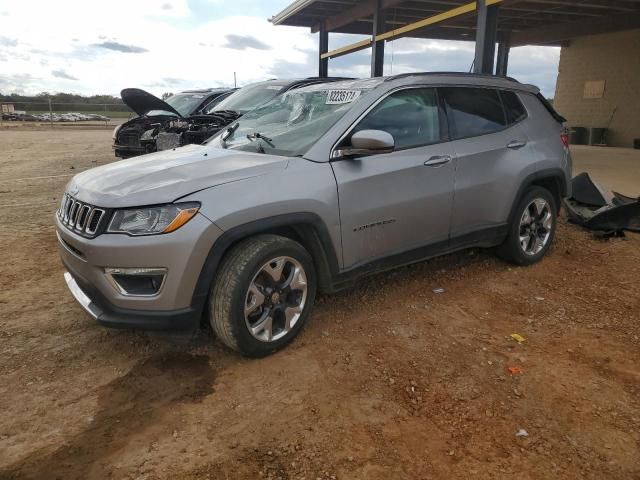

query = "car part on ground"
[
  {"left": 57, "top": 72, "right": 571, "bottom": 356},
  {"left": 563, "top": 172, "right": 640, "bottom": 233}
]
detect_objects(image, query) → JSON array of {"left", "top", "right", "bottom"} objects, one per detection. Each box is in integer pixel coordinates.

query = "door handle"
[
  {"left": 424, "top": 155, "right": 452, "bottom": 167},
  {"left": 507, "top": 140, "right": 527, "bottom": 149}
]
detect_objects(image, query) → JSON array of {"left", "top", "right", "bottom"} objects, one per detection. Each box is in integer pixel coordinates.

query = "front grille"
[
  {"left": 58, "top": 194, "right": 106, "bottom": 238},
  {"left": 119, "top": 133, "right": 140, "bottom": 147}
]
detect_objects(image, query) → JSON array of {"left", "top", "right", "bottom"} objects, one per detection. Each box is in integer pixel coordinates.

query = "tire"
[
  {"left": 209, "top": 234, "right": 317, "bottom": 357},
  {"left": 496, "top": 186, "right": 557, "bottom": 266}
]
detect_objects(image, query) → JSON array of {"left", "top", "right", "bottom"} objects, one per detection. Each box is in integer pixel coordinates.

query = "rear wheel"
[
  {"left": 210, "top": 235, "right": 316, "bottom": 357},
  {"left": 496, "top": 186, "right": 557, "bottom": 266}
]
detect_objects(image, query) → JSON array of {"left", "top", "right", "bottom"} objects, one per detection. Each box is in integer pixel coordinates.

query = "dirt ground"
[{"left": 1, "top": 129, "right": 639, "bottom": 480}]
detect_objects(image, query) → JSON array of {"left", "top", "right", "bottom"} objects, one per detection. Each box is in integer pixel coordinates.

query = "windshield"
[
  {"left": 163, "top": 92, "right": 208, "bottom": 116},
  {"left": 209, "top": 85, "right": 369, "bottom": 156},
  {"left": 207, "top": 83, "right": 284, "bottom": 114}
]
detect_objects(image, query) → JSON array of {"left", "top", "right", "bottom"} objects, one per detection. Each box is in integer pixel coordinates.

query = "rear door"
[
  {"left": 331, "top": 87, "right": 456, "bottom": 269},
  {"left": 442, "top": 87, "right": 535, "bottom": 239}
]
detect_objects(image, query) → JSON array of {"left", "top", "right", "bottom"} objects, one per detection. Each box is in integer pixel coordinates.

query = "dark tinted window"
[
  {"left": 441, "top": 87, "right": 506, "bottom": 139},
  {"left": 501, "top": 90, "right": 527, "bottom": 124},
  {"left": 353, "top": 88, "right": 440, "bottom": 149}
]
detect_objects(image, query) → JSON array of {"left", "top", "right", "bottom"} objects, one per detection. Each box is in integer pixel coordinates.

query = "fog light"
[{"left": 105, "top": 267, "right": 167, "bottom": 296}]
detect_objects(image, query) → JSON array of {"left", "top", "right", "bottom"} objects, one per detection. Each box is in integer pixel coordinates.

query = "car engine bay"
[{"left": 119, "top": 110, "right": 241, "bottom": 155}]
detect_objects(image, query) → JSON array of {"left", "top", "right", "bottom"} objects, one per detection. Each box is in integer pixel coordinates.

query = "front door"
[{"left": 331, "top": 87, "right": 456, "bottom": 269}]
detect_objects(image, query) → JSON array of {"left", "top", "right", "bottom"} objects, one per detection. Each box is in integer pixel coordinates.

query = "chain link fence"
[{"left": 1, "top": 100, "right": 134, "bottom": 127}]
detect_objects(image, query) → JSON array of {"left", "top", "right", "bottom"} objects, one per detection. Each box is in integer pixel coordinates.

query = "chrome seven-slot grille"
[{"left": 58, "top": 194, "right": 106, "bottom": 237}]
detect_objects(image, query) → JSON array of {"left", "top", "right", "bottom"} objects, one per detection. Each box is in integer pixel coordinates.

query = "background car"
[
  {"left": 112, "top": 87, "right": 236, "bottom": 158},
  {"left": 113, "top": 78, "right": 351, "bottom": 158}
]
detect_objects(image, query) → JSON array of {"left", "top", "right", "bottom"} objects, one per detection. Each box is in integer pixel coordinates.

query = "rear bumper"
[{"left": 63, "top": 269, "right": 201, "bottom": 330}]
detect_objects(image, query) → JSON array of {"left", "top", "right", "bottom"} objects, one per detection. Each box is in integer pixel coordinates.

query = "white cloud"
[
  {"left": 0, "top": 0, "right": 560, "bottom": 97},
  {"left": 0, "top": 0, "right": 316, "bottom": 95}
]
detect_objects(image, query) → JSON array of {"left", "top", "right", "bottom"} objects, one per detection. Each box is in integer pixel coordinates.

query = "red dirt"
[{"left": 1, "top": 129, "right": 639, "bottom": 480}]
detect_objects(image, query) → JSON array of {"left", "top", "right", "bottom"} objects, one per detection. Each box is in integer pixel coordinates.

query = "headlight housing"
[
  {"left": 112, "top": 124, "right": 122, "bottom": 141},
  {"left": 107, "top": 202, "right": 200, "bottom": 236}
]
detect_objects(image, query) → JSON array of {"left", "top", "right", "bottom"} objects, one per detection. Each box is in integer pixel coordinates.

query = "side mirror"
[{"left": 333, "top": 129, "right": 394, "bottom": 158}]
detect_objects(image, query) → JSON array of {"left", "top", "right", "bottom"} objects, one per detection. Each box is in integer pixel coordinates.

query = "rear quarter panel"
[{"left": 519, "top": 92, "right": 572, "bottom": 191}]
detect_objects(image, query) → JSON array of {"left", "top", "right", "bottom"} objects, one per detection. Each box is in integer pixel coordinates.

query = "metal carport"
[{"left": 269, "top": 0, "right": 640, "bottom": 78}]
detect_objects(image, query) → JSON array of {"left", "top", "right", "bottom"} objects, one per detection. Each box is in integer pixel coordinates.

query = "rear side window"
[
  {"left": 440, "top": 87, "right": 506, "bottom": 139},
  {"left": 500, "top": 90, "right": 527, "bottom": 124},
  {"left": 352, "top": 88, "right": 440, "bottom": 149}
]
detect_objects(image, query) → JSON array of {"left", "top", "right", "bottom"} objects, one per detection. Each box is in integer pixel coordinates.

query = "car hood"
[
  {"left": 68, "top": 145, "right": 289, "bottom": 208},
  {"left": 121, "top": 88, "right": 182, "bottom": 117}
]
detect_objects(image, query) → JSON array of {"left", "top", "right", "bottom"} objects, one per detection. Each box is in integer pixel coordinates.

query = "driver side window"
[{"left": 352, "top": 88, "right": 441, "bottom": 150}]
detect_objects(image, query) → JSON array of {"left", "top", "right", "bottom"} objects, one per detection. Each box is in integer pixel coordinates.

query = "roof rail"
[
  {"left": 303, "top": 76, "right": 356, "bottom": 81},
  {"left": 384, "top": 71, "right": 520, "bottom": 83}
]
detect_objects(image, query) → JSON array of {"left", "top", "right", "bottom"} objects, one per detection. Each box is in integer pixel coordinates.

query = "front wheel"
[
  {"left": 496, "top": 186, "right": 557, "bottom": 266},
  {"left": 209, "top": 235, "right": 317, "bottom": 357}
]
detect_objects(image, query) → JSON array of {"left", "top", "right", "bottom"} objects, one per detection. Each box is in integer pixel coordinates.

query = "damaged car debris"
[
  {"left": 563, "top": 172, "right": 640, "bottom": 233},
  {"left": 113, "top": 77, "right": 351, "bottom": 158},
  {"left": 113, "top": 87, "right": 235, "bottom": 158}
]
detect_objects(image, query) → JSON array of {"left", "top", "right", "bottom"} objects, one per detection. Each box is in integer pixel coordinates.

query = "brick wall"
[{"left": 553, "top": 29, "right": 640, "bottom": 148}]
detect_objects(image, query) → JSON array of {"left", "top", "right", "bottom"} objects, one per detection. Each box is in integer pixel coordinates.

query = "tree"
[{"left": 161, "top": 92, "right": 173, "bottom": 100}]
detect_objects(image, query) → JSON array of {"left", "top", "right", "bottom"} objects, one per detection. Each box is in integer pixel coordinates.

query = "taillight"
[{"left": 560, "top": 132, "right": 569, "bottom": 148}]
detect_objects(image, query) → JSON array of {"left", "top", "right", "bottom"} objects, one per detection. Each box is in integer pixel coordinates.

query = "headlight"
[
  {"left": 112, "top": 124, "right": 122, "bottom": 141},
  {"left": 107, "top": 202, "right": 200, "bottom": 236}
]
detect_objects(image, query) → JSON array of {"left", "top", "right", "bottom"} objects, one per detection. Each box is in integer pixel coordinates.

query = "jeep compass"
[{"left": 56, "top": 73, "right": 571, "bottom": 357}]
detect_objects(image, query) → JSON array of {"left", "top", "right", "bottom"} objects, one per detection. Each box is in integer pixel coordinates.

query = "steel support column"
[
  {"left": 319, "top": 24, "right": 328, "bottom": 77},
  {"left": 370, "top": 0, "right": 385, "bottom": 77},
  {"left": 473, "top": 0, "right": 499, "bottom": 74},
  {"left": 496, "top": 36, "right": 510, "bottom": 76}
]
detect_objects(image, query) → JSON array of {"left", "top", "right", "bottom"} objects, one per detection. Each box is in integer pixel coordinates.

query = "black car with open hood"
[
  {"left": 112, "top": 77, "right": 353, "bottom": 158},
  {"left": 112, "top": 87, "right": 236, "bottom": 158},
  {"left": 120, "top": 88, "right": 185, "bottom": 117}
]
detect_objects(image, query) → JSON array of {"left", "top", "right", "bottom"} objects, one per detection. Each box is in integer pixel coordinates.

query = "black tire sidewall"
[
  {"left": 227, "top": 240, "right": 317, "bottom": 357},
  {"left": 507, "top": 186, "right": 557, "bottom": 265}
]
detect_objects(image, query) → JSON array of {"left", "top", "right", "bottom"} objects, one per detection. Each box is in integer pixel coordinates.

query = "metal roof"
[{"left": 270, "top": 0, "right": 640, "bottom": 46}]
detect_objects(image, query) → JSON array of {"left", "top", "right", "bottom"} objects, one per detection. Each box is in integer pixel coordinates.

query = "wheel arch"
[
  {"left": 509, "top": 168, "right": 567, "bottom": 224},
  {"left": 190, "top": 213, "right": 340, "bottom": 317}
]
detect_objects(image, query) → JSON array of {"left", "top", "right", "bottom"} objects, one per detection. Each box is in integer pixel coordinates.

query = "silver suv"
[{"left": 56, "top": 73, "right": 572, "bottom": 357}]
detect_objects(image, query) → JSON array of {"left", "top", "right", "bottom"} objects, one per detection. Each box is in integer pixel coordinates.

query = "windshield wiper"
[
  {"left": 220, "top": 122, "right": 239, "bottom": 148},
  {"left": 246, "top": 132, "right": 274, "bottom": 147}
]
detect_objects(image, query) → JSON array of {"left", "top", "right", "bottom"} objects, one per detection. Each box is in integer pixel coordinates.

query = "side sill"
[{"left": 328, "top": 224, "right": 508, "bottom": 292}]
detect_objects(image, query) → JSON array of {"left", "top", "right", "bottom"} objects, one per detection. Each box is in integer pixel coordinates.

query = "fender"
[{"left": 189, "top": 213, "right": 340, "bottom": 314}]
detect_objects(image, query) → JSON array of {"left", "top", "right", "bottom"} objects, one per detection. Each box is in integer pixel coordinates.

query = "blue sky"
[{"left": 0, "top": 0, "right": 560, "bottom": 97}]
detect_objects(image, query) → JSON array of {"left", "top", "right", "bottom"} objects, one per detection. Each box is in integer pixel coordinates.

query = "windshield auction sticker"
[{"left": 326, "top": 90, "right": 361, "bottom": 104}]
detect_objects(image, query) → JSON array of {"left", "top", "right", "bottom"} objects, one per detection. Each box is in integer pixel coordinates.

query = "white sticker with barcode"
[{"left": 326, "top": 90, "right": 361, "bottom": 104}]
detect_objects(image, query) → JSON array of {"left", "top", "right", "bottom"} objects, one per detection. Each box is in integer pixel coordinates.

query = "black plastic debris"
[{"left": 563, "top": 172, "right": 640, "bottom": 233}]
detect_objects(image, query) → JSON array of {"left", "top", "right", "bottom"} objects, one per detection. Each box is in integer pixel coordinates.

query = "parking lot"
[{"left": 0, "top": 127, "right": 639, "bottom": 479}]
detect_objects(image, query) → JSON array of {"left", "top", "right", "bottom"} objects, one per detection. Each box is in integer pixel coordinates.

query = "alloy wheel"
[
  {"left": 244, "top": 256, "right": 308, "bottom": 342},
  {"left": 519, "top": 198, "right": 553, "bottom": 256}
]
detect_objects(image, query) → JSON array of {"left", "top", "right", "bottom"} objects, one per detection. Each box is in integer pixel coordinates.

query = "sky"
[{"left": 0, "top": 0, "right": 561, "bottom": 98}]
